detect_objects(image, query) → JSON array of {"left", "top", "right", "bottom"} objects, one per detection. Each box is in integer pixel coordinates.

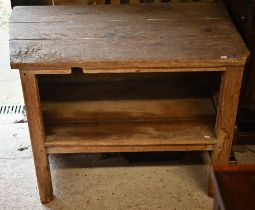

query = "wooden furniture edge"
[
  {"left": 210, "top": 164, "right": 255, "bottom": 210},
  {"left": 11, "top": 60, "right": 248, "bottom": 72},
  {"left": 19, "top": 71, "right": 53, "bottom": 203},
  {"left": 209, "top": 67, "right": 244, "bottom": 195},
  {"left": 46, "top": 144, "right": 215, "bottom": 154},
  {"left": 14, "top": 67, "right": 227, "bottom": 74},
  {"left": 212, "top": 164, "right": 255, "bottom": 171}
]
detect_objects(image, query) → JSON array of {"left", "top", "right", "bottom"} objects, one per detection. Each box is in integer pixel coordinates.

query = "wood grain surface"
[
  {"left": 45, "top": 121, "right": 216, "bottom": 153},
  {"left": 11, "top": 2, "right": 249, "bottom": 203},
  {"left": 20, "top": 71, "right": 53, "bottom": 203},
  {"left": 209, "top": 67, "right": 244, "bottom": 195},
  {"left": 9, "top": 2, "right": 249, "bottom": 71}
]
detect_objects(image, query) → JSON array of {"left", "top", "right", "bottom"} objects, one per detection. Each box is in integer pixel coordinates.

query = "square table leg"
[
  {"left": 20, "top": 71, "right": 53, "bottom": 203},
  {"left": 209, "top": 67, "right": 244, "bottom": 195}
]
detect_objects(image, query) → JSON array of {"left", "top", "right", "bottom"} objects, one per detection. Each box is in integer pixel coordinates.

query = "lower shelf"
[{"left": 44, "top": 121, "right": 216, "bottom": 154}]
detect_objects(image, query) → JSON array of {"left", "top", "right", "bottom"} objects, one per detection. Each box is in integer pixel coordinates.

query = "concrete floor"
[
  {"left": 1, "top": 1, "right": 255, "bottom": 209},
  {"left": 0, "top": 123, "right": 214, "bottom": 210},
  {"left": 0, "top": 0, "right": 23, "bottom": 104},
  {"left": 1, "top": 123, "right": 255, "bottom": 210}
]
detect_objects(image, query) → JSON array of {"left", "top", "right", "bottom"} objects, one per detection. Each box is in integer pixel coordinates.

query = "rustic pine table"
[{"left": 9, "top": 2, "right": 249, "bottom": 203}]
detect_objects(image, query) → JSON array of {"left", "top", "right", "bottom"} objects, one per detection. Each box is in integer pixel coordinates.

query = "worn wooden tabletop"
[{"left": 9, "top": 2, "right": 249, "bottom": 71}]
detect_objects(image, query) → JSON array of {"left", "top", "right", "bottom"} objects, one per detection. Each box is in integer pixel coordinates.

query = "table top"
[
  {"left": 211, "top": 165, "right": 255, "bottom": 210},
  {"left": 9, "top": 2, "right": 249, "bottom": 71}
]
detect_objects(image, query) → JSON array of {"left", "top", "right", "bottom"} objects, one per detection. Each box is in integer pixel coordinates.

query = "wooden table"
[
  {"left": 9, "top": 2, "right": 249, "bottom": 203},
  {"left": 211, "top": 165, "right": 255, "bottom": 210}
]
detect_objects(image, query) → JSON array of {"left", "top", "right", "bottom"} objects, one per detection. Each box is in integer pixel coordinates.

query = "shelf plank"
[
  {"left": 45, "top": 121, "right": 216, "bottom": 153},
  {"left": 10, "top": 3, "right": 230, "bottom": 23},
  {"left": 42, "top": 98, "right": 215, "bottom": 123},
  {"left": 39, "top": 72, "right": 213, "bottom": 102}
]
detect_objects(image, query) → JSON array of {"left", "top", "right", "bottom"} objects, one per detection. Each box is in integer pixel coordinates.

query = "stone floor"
[{"left": 1, "top": 1, "right": 255, "bottom": 209}]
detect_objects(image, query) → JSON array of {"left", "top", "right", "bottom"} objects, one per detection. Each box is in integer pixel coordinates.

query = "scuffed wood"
[
  {"left": 29, "top": 69, "right": 72, "bottom": 74},
  {"left": 42, "top": 98, "right": 216, "bottom": 122},
  {"left": 9, "top": 19, "right": 237, "bottom": 40},
  {"left": 10, "top": 2, "right": 248, "bottom": 202},
  {"left": 46, "top": 145, "right": 215, "bottom": 154},
  {"left": 9, "top": 3, "right": 249, "bottom": 71},
  {"left": 209, "top": 67, "right": 244, "bottom": 195},
  {"left": 37, "top": 72, "right": 213, "bottom": 102},
  {"left": 9, "top": 37, "right": 248, "bottom": 70},
  {"left": 44, "top": 121, "right": 216, "bottom": 153},
  {"left": 10, "top": 3, "right": 230, "bottom": 23},
  {"left": 213, "top": 68, "right": 244, "bottom": 163},
  {"left": 20, "top": 71, "right": 53, "bottom": 203}
]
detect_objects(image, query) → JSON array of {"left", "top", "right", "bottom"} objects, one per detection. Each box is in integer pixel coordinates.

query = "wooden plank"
[
  {"left": 9, "top": 19, "right": 237, "bottom": 40},
  {"left": 37, "top": 72, "right": 212, "bottom": 102},
  {"left": 42, "top": 0, "right": 91, "bottom": 5},
  {"left": 30, "top": 69, "right": 72, "bottom": 74},
  {"left": 9, "top": 36, "right": 248, "bottom": 70},
  {"left": 46, "top": 145, "right": 215, "bottom": 154},
  {"left": 42, "top": 98, "right": 216, "bottom": 123},
  {"left": 20, "top": 71, "right": 53, "bottom": 203},
  {"left": 27, "top": 67, "right": 227, "bottom": 74},
  {"left": 9, "top": 3, "right": 249, "bottom": 70},
  {"left": 45, "top": 122, "right": 216, "bottom": 146},
  {"left": 9, "top": 3, "right": 230, "bottom": 23},
  {"left": 44, "top": 121, "right": 216, "bottom": 153},
  {"left": 209, "top": 67, "right": 244, "bottom": 195},
  {"left": 63, "top": 0, "right": 106, "bottom": 5}
]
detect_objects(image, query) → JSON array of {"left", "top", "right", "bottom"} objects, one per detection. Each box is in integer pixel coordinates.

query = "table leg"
[
  {"left": 209, "top": 68, "right": 244, "bottom": 195},
  {"left": 20, "top": 71, "right": 53, "bottom": 203}
]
